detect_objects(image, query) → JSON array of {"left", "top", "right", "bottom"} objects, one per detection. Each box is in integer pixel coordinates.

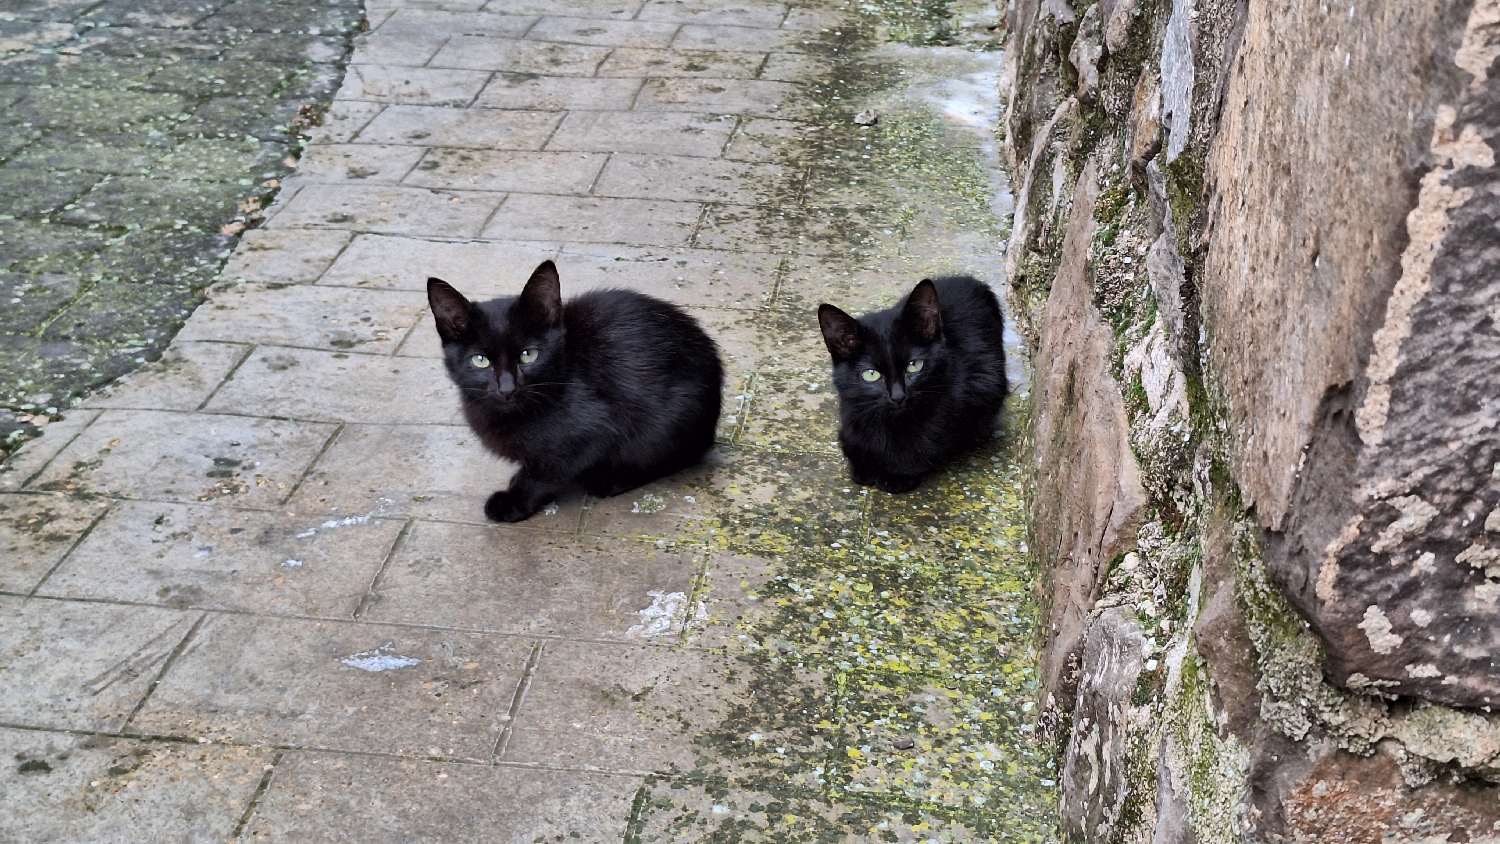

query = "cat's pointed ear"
[
  {"left": 428, "top": 277, "right": 474, "bottom": 343},
  {"left": 818, "top": 304, "right": 862, "bottom": 360},
  {"left": 901, "top": 279, "right": 943, "bottom": 342},
  {"left": 517, "top": 260, "right": 562, "bottom": 327}
]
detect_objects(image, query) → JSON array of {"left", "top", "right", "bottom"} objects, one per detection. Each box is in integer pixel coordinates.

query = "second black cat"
[
  {"left": 817, "top": 276, "right": 1008, "bottom": 493},
  {"left": 428, "top": 261, "right": 723, "bottom": 522}
]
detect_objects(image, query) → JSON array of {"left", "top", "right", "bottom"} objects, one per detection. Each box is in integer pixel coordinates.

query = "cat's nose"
[
  {"left": 496, "top": 372, "right": 516, "bottom": 394},
  {"left": 889, "top": 381, "right": 906, "bottom": 404}
]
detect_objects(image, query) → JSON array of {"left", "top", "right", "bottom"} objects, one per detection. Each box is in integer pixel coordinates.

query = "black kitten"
[
  {"left": 428, "top": 261, "right": 723, "bottom": 522},
  {"left": 817, "top": 276, "right": 1008, "bottom": 494}
]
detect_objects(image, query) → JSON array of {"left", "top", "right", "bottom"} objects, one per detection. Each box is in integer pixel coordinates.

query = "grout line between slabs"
[
  {"left": 13, "top": 408, "right": 102, "bottom": 490},
  {"left": 120, "top": 611, "right": 209, "bottom": 733},
  {"left": 586, "top": 151, "right": 613, "bottom": 195},
  {"left": 230, "top": 749, "right": 285, "bottom": 841},
  {"left": 196, "top": 343, "right": 257, "bottom": 412},
  {"left": 24, "top": 500, "right": 115, "bottom": 600},
  {"left": 767, "top": 254, "right": 791, "bottom": 307},
  {"left": 464, "top": 71, "right": 497, "bottom": 108},
  {"left": 353, "top": 516, "right": 417, "bottom": 619},
  {"left": 281, "top": 422, "right": 345, "bottom": 507},
  {"left": 306, "top": 229, "right": 356, "bottom": 284},
  {"left": 753, "top": 50, "right": 772, "bottom": 80},
  {"left": 626, "top": 74, "right": 649, "bottom": 110},
  {"left": 420, "top": 36, "right": 453, "bottom": 69},
  {"left": 687, "top": 202, "right": 712, "bottom": 246},
  {"left": 476, "top": 192, "right": 511, "bottom": 234},
  {"left": 493, "top": 639, "right": 544, "bottom": 759},
  {"left": 389, "top": 312, "right": 423, "bottom": 356},
  {"left": 538, "top": 108, "right": 568, "bottom": 151},
  {"left": 517, "top": 14, "right": 544, "bottom": 39},
  {"left": 718, "top": 114, "right": 746, "bottom": 157}
]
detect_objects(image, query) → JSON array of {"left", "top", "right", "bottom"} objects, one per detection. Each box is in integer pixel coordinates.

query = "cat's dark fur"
[
  {"left": 817, "top": 276, "right": 1008, "bottom": 493},
  {"left": 428, "top": 261, "right": 723, "bottom": 522}
]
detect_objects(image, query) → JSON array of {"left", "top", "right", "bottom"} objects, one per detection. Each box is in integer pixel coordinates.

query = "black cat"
[
  {"left": 427, "top": 261, "right": 723, "bottom": 522},
  {"left": 817, "top": 276, "right": 1008, "bottom": 493}
]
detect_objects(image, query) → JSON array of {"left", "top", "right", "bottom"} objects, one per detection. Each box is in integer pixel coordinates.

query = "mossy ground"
[
  {"left": 621, "top": 1, "right": 1056, "bottom": 840},
  {"left": 0, "top": 0, "right": 361, "bottom": 459}
]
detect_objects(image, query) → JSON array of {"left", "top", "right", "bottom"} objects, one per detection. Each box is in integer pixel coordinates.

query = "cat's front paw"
[
  {"left": 485, "top": 490, "right": 539, "bottom": 522},
  {"left": 846, "top": 463, "right": 875, "bottom": 487},
  {"left": 874, "top": 474, "right": 922, "bottom": 494}
]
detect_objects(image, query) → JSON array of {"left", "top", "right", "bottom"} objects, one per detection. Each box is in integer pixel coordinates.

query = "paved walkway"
[{"left": 0, "top": 0, "right": 1053, "bottom": 840}]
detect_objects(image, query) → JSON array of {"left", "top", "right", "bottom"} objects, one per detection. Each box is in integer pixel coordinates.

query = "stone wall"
[{"left": 1001, "top": 0, "right": 1500, "bottom": 840}]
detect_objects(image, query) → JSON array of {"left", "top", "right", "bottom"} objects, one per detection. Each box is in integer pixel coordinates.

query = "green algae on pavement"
[
  {"left": 627, "top": 1, "right": 1057, "bottom": 839},
  {"left": 628, "top": 436, "right": 1056, "bottom": 842},
  {"left": 0, "top": 0, "right": 362, "bottom": 458}
]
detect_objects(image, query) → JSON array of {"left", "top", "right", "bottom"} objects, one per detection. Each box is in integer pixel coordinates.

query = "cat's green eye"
[
  {"left": 906, "top": 359, "right": 924, "bottom": 373},
  {"left": 519, "top": 348, "right": 539, "bottom": 364},
  {"left": 471, "top": 354, "right": 490, "bottom": 368},
  {"left": 861, "top": 369, "right": 882, "bottom": 382}
]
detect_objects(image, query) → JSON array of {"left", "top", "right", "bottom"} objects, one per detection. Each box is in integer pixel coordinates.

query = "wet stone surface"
[
  {"left": 0, "top": 0, "right": 1056, "bottom": 840},
  {"left": 0, "top": 0, "right": 362, "bottom": 456}
]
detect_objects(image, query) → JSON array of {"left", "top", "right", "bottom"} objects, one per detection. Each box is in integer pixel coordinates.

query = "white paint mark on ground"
[
  {"left": 628, "top": 589, "right": 691, "bottom": 637},
  {"left": 341, "top": 642, "right": 422, "bottom": 672}
]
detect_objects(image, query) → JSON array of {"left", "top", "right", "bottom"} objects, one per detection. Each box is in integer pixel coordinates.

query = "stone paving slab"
[
  {"left": 528, "top": 15, "right": 681, "bottom": 47},
  {"left": 597, "top": 46, "right": 769, "bottom": 78},
  {"left": 292, "top": 143, "right": 429, "bottom": 184},
  {"left": 203, "top": 348, "right": 459, "bottom": 424},
  {"left": 0, "top": 727, "right": 271, "bottom": 843},
  {"left": 286, "top": 423, "right": 523, "bottom": 524},
  {"left": 221, "top": 229, "right": 355, "bottom": 286},
  {"left": 0, "top": 595, "right": 197, "bottom": 732},
  {"left": 83, "top": 340, "right": 250, "bottom": 413},
  {"left": 0, "top": 1, "right": 1056, "bottom": 840},
  {"left": 318, "top": 234, "right": 558, "bottom": 290},
  {"left": 355, "top": 104, "right": 563, "bottom": 149},
  {"left": 366, "top": 524, "right": 700, "bottom": 637},
  {"left": 338, "top": 64, "right": 493, "bottom": 106},
  {"left": 243, "top": 752, "right": 639, "bottom": 842},
  {"left": 0, "top": 492, "right": 110, "bottom": 594},
  {"left": 270, "top": 183, "right": 503, "bottom": 236},
  {"left": 482, "top": 194, "right": 704, "bottom": 245},
  {"left": 177, "top": 284, "right": 422, "bottom": 353},
  {"left": 40, "top": 501, "right": 407, "bottom": 617},
  {"left": 548, "top": 110, "right": 738, "bottom": 156},
  {"left": 474, "top": 72, "right": 646, "bottom": 110},
  {"left": 31, "top": 409, "right": 337, "bottom": 506},
  {"left": 405, "top": 148, "right": 609, "bottom": 194},
  {"left": 132, "top": 613, "right": 532, "bottom": 757},
  {"left": 594, "top": 153, "right": 789, "bottom": 203},
  {"left": 503, "top": 641, "right": 737, "bottom": 772}
]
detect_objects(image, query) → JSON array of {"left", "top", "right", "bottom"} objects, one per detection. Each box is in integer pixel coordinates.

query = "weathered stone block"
[
  {"left": 1029, "top": 160, "right": 1148, "bottom": 714},
  {"left": 1210, "top": 0, "right": 1500, "bottom": 708},
  {"left": 1059, "top": 608, "right": 1147, "bottom": 843},
  {"left": 0, "top": 595, "right": 197, "bottom": 731}
]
